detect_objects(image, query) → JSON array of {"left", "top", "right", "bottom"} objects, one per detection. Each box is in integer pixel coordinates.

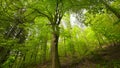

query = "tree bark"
[
  {"left": 43, "top": 39, "right": 47, "bottom": 62},
  {"left": 0, "top": 47, "right": 10, "bottom": 66},
  {"left": 51, "top": 25, "right": 61, "bottom": 68}
]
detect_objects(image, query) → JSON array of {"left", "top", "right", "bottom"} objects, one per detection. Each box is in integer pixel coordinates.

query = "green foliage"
[
  {"left": 85, "top": 10, "right": 120, "bottom": 42},
  {"left": 1, "top": 55, "right": 15, "bottom": 68},
  {"left": 0, "top": 0, "right": 120, "bottom": 68}
]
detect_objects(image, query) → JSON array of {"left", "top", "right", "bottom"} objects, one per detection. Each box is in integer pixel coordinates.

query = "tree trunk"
[
  {"left": 51, "top": 26, "right": 61, "bottom": 68},
  {"left": 0, "top": 47, "right": 10, "bottom": 66},
  {"left": 43, "top": 39, "right": 47, "bottom": 62}
]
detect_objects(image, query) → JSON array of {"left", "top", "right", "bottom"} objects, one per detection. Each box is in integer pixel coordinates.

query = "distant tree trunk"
[
  {"left": 43, "top": 39, "right": 48, "bottom": 62},
  {"left": 34, "top": 45, "right": 39, "bottom": 63},
  {"left": 0, "top": 47, "right": 10, "bottom": 66},
  {"left": 51, "top": 25, "right": 61, "bottom": 68},
  {"left": 64, "top": 37, "right": 67, "bottom": 56},
  {"left": 95, "top": 32, "right": 102, "bottom": 48}
]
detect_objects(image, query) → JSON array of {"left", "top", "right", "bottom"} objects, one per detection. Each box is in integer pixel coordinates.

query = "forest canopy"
[{"left": 0, "top": 0, "right": 120, "bottom": 68}]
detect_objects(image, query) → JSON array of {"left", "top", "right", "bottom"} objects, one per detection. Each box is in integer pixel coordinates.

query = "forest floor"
[{"left": 37, "top": 44, "right": 120, "bottom": 68}]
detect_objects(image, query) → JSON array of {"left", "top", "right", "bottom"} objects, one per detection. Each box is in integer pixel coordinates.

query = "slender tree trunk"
[
  {"left": 51, "top": 25, "right": 61, "bottom": 68},
  {"left": 64, "top": 37, "right": 67, "bottom": 56},
  {"left": 43, "top": 39, "right": 47, "bottom": 62},
  {"left": 0, "top": 48, "right": 10, "bottom": 66},
  {"left": 95, "top": 32, "right": 102, "bottom": 48}
]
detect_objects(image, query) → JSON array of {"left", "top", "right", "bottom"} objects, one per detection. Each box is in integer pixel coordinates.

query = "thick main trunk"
[{"left": 51, "top": 28, "right": 60, "bottom": 68}]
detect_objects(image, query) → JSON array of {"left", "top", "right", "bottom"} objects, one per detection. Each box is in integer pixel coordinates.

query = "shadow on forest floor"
[
  {"left": 37, "top": 44, "right": 120, "bottom": 68},
  {"left": 62, "top": 44, "right": 120, "bottom": 68}
]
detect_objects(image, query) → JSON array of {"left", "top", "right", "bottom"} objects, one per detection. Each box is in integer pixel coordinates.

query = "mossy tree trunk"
[{"left": 51, "top": 25, "right": 61, "bottom": 68}]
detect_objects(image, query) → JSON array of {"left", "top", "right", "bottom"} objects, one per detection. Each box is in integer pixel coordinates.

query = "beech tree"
[
  {"left": 26, "top": 0, "right": 92, "bottom": 68},
  {"left": 1, "top": 0, "right": 120, "bottom": 68}
]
